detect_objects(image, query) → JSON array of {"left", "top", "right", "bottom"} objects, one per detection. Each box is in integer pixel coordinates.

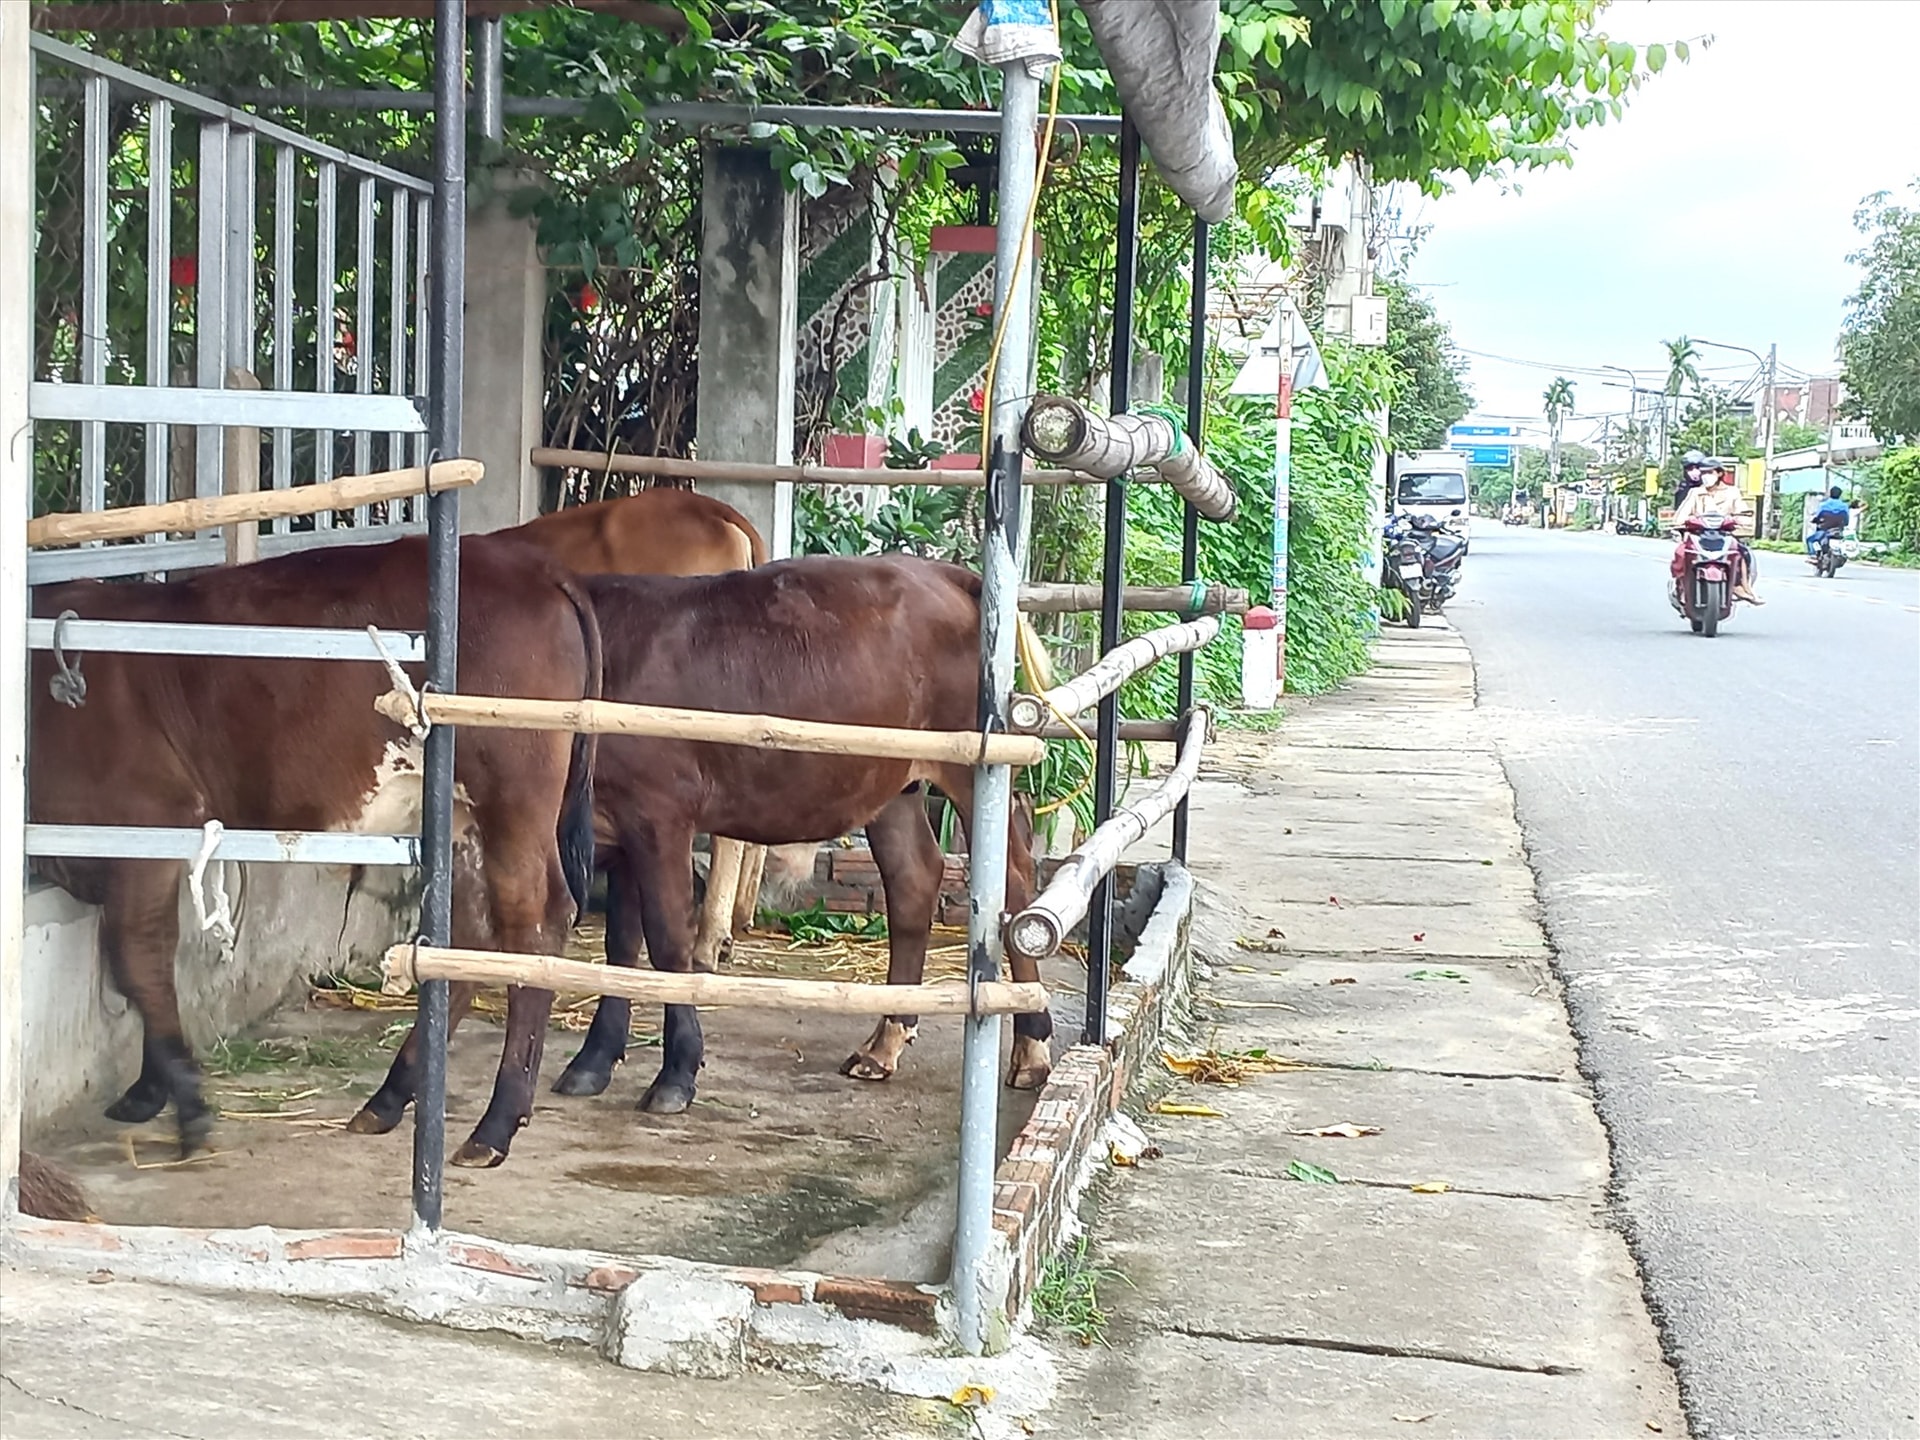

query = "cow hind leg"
[
  {"left": 624, "top": 820, "right": 704, "bottom": 1115},
  {"left": 841, "top": 791, "right": 940, "bottom": 1082},
  {"left": 346, "top": 982, "right": 480, "bottom": 1134},
  {"left": 942, "top": 768, "right": 1054, "bottom": 1090},
  {"left": 96, "top": 862, "right": 214, "bottom": 1156},
  {"left": 553, "top": 852, "right": 643, "bottom": 1097}
]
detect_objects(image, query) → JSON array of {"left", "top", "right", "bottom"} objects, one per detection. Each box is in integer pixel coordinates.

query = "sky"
[{"left": 1400, "top": 0, "right": 1919, "bottom": 451}]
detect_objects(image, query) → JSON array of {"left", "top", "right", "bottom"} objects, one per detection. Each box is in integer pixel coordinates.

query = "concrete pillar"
[
  {"left": 696, "top": 146, "right": 798, "bottom": 558},
  {"left": 460, "top": 196, "right": 544, "bottom": 533}
]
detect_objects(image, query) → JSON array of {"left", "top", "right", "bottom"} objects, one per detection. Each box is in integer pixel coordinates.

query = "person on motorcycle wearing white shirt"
[
  {"left": 1805, "top": 485, "right": 1852, "bottom": 556},
  {"left": 1673, "top": 462, "right": 1765, "bottom": 604}
]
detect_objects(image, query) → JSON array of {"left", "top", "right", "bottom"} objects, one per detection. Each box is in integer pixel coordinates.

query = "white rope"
[
  {"left": 367, "top": 625, "right": 429, "bottom": 738},
  {"left": 188, "top": 820, "right": 237, "bottom": 954}
]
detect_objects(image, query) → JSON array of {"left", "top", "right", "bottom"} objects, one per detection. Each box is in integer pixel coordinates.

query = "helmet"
[
  {"left": 1829, "top": 485, "right": 1844, "bottom": 499},
  {"left": 1683, "top": 449, "right": 1706, "bottom": 467}
]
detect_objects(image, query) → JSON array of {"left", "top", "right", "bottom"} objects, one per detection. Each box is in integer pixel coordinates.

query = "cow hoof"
[
  {"left": 1006, "top": 1035, "right": 1052, "bottom": 1091},
  {"left": 638, "top": 1081, "right": 695, "bottom": 1115},
  {"left": 176, "top": 1107, "right": 216, "bottom": 1159},
  {"left": 344, "top": 1105, "right": 402, "bottom": 1136},
  {"left": 839, "top": 1052, "right": 895, "bottom": 1082},
  {"left": 451, "top": 1140, "right": 507, "bottom": 1168},
  {"left": 104, "top": 1089, "right": 167, "bottom": 1125},
  {"left": 551, "top": 1062, "right": 614, "bottom": 1098}
]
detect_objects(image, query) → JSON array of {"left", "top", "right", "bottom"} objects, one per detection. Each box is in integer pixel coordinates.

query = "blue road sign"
[
  {"left": 1448, "top": 424, "right": 1518, "bottom": 438},
  {"left": 1452, "top": 444, "right": 1513, "bottom": 466}
]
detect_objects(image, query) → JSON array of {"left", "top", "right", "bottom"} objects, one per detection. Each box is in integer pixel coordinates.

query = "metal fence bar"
[
  {"left": 78, "top": 73, "right": 108, "bottom": 517},
  {"left": 142, "top": 97, "right": 172, "bottom": 512},
  {"left": 25, "top": 825, "right": 419, "bottom": 866},
  {"left": 1083, "top": 114, "right": 1141, "bottom": 1050},
  {"left": 192, "top": 118, "right": 228, "bottom": 520},
  {"left": 353, "top": 173, "right": 376, "bottom": 522},
  {"left": 26, "top": 516, "right": 425, "bottom": 585},
  {"left": 412, "top": 201, "right": 429, "bottom": 515},
  {"left": 1174, "top": 216, "right": 1208, "bottom": 864},
  {"left": 32, "top": 38, "right": 435, "bottom": 193},
  {"left": 314, "top": 156, "right": 336, "bottom": 526},
  {"left": 31, "top": 384, "right": 426, "bottom": 431},
  {"left": 271, "top": 142, "right": 295, "bottom": 528},
  {"left": 225, "top": 127, "right": 256, "bottom": 374},
  {"left": 26, "top": 618, "right": 425, "bottom": 663},
  {"left": 387, "top": 189, "right": 409, "bottom": 473}
]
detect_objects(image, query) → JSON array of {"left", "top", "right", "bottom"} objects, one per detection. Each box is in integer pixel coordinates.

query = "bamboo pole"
[
  {"left": 1040, "top": 717, "right": 1178, "bottom": 742},
  {"left": 382, "top": 944, "right": 1049, "bottom": 1015},
  {"left": 1008, "top": 708, "right": 1209, "bottom": 961},
  {"left": 375, "top": 689, "right": 1046, "bottom": 767},
  {"left": 1008, "top": 614, "right": 1221, "bottom": 732},
  {"left": 529, "top": 446, "right": 1099, "bottom": 488},
  {"left": 1019, "top": 581, "right": 1248, "bottom": 616},
  {"left": 27, "top": 459, "right": 481, "bottom": 548},
  {"left": 1021, "top": 394, "right": 1237, "bottom": 522}
]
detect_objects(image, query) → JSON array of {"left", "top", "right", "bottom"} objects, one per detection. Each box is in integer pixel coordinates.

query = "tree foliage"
[
  {"left": 1379, "top": 275, "right": 1473, "bottom": 451},
  {"left": 1839, "top": 183, "right": 1920, "bottom": 444}
]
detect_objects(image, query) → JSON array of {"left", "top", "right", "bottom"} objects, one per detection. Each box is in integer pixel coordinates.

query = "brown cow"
[
  {"left": 30, "top": 535, "right": 600, "bottom": 1163},
  {"left": 500, "top": 488, "right": 779, "bottom": 968},
  {"left": 533, "top": 555, "right": 1054, "bottom": 1116}
]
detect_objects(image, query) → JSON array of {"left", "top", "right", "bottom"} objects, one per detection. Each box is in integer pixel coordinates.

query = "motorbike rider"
[
  {"left": 1805, "top": 485, "right": 1852, "bottom": 556},
  {"left": 1674, "top": 449, "right": 1708, "bottom": 513},
  {"left": 1672, "top": 461, "right": 1765, "bottom": 604}
]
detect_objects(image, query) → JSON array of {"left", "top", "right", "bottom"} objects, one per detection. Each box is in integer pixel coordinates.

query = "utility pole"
[{"left": 1761, "top": 342, "right": 1778, "bottom": 537}]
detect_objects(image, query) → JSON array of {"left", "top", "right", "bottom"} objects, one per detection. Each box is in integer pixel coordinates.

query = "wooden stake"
[
  {"left": 375, "top": 690, "right": 1047, "bottom": 768},
  {"left": 1018, "top": 581, "right": 1248, "bottom": 616},
  {"left": 382, "top": 945, "right": 1049, "bottom": 1015},
  {"left": 27, "top": 459, "right": 481, "bottom": 548}
]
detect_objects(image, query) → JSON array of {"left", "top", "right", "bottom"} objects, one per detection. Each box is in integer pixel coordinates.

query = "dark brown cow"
[
  {"left": 30, "top": 535, "right": 600, "bottom": 1164},
  {"left": 540, "top": 554, "right": 1054, "bottom": 1115}
]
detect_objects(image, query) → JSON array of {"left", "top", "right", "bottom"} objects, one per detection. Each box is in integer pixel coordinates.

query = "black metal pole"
[
  {"left": 412, "top": 0, "right": 465, "bottom": 1234},
  {"left": 1172, "top": 218, "right": 1208, "bottom": 864},
  {"left": 1082, "top": 115, "right": 1139, "bottom": 1049}
]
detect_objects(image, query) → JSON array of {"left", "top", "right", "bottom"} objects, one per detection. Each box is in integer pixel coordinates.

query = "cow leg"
[
  {"left": 553, "top": 853, "right": 643, "bottom": 1096},
  {"left": 841, "top": 791, "right": 940, "bottom": 1082},
  {"left": 95, "top": 862, "right": 214, "bottom": 1154},
  {"left": 627, "top": 820, "right": 705, "bottom": 1115},
  {"left": 943, "top": 769, "right": 1053, "bottom": 1090},
  {"left": 346, "top": 982, "right": 480, "bottom": 1134},
  {"left": 732, "top": 843, "right": 768, "bottom": 933},
  {"left": 691, "top": 837, "right": 744, "bottom": 973}
]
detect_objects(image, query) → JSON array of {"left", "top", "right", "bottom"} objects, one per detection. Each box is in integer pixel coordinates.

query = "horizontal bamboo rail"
[
  {"left": 1018, "top": 581, "right": 1248, "bottom": 616},
  {"left": 27, "top": 460, "right": 481, "bottom": 548},
  {"left": 375, "top": 690, "right": 1047, "bottom": 768},
  {"left": 530, "top": 446, "right": 1100, "bottom": 488},
  {"left": 1008, "top": 708, "right": 1210, "bottom": 961},
  {"left": 1021, "top": 395, "right": 1237, "bottom": 522},
  {"left": 1039, "top": 717, "right": 1179, "bottom": 742},
  {"left": 382, "top": 944, "right": 1049, "bottom": 1015},
  {"left": 1008, "top": 614, "right": 1222, "bottom": 732}
]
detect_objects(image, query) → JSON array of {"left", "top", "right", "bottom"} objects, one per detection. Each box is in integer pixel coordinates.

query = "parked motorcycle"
[
  {"left": 1385, "top": 513, "right": 1465, "bottom": 627},
  {"left": 1668, "top": 515, "right": 1740, "bottom": 637},
  {"left": 1809, "top": 527, "right": 1848, "bottom": 579}
]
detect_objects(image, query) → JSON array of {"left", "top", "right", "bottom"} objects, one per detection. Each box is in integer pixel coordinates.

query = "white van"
[{"left": 1388, "top": 451, "right": 1472, "bottom": 540}]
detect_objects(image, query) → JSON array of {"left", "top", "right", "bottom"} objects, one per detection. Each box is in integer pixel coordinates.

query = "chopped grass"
[
  {"left": 1031, "top": 1236, "right": 1125, "bottom": 1347},
  {"left": 757, "top": 899, "right": 888, "bottom": 943},
  {"left": 202, "top": 1032, "right": 396, "bottom": 1077}
]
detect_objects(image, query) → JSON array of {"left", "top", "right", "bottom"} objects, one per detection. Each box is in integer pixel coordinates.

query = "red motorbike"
[{"left": 1668, "top": 515, "right": 1740, "bottom": 637}]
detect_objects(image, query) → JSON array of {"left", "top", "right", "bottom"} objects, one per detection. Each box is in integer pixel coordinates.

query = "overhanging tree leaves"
[
  {"left": 1379, "top": 275, "right": 1473, "bottom": 451},
  {"left": 1839, "top": 182, "right": 1920, "bottom": 444}
]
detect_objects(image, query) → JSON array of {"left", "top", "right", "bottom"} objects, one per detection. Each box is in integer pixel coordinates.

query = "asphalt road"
[{"left": 1446, "top": 524, "right": 1919, "bottom": 1440}]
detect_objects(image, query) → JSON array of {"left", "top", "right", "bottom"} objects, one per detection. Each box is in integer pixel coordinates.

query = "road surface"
[{"left": 1447, "top": 524, "right": 1919, "bottom": 1440}]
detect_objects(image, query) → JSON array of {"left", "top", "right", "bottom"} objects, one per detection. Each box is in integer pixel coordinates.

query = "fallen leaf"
[
  {"left": 1412, "top": 933, "right": 1426, "bottom": 943},
  {"left": 1329, "top": 976, "right": 1357, "bottom": 985},
  {"left": 1407, "top": 968, "right": 1468, "bottom": 983},
  {"left": 1154, "top": 1100, "right": 1225, "bottom": 1117},
  {"left": 1286, "top": 1159, "right": 1340, "bottom": 1184},
  {"left": 1227, "top": 963, "right": 1259, "bottom": 974},
  {"left": 1109, "top": 1147, "right": 1137, "bottom": 1168},
  {"left": 86, "top": 1270, "right": 114, "bottom": 1285},
  {"left": 1480, "top": 859, "right": 1495, "bottom": 866},
  {"left": 1267, "top": 926, "right": 1285, "bottom": 937},
  {"left": 1410, "top": 1181, "right": 1451, "bottom": 1194},
  {"left": 1290, "top": 1122, "right": 1382, "bottom": 1139},
  {"left": 1233, "top": 934, "right": 1289, "bottom": 953},
  {"left": 1328, "top": 895, "right": 1343, "bottom": 907},
  {"left": 1394, "top": 1413, "right": 1436, "bottom": 1424},
  {"left": 1645, "top": 1425, "right": 1663, "bottom": 1435},
  {"left": 951, "top": 1383, "right": 995, "bottom": 1408}
]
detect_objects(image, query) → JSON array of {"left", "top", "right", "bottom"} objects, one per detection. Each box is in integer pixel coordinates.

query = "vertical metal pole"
[
  {"left": 1759, "top": 342, "right": 1777, "bottom": 539},
  {"left": 471, "top": 15, "right": 504, "bottom": 145},
  {"left": 388, "top": 189, "right": 411, "bottom": 474},
  {"left": 1172, "top": 217, "right": 1207, "bottom": 864},
  {"left": 353, "top": 173, "right": 376, "bottom": 521},
  {"left": 78, "top": 76, "right": 107, "bottom": 515},
  {"left": 952, "top": 59, "right": 1040, "bottom": 1360},
  {"left": 1081, "top": 114, "right": 1139, "bottom": 1049},
  {"left": 1273, "top": 305, "right": 1294, "bottom": 681},
  {"left": 412, "top": 0, "right": 465, "bottom": 1236},
  {"left": 270, "top": 144, "right": 294, "bottom": 523},
  {"left": 193, "top": 119, "right": 229, "bottom": 513},
  {"left": 143, "top": 99, "right": 172, "bottom": 512}
]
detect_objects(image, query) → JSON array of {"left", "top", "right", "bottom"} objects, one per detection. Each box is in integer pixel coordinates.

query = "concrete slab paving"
[{"left": 1229, "top": 899, "right": 1552, "bottom": 958}]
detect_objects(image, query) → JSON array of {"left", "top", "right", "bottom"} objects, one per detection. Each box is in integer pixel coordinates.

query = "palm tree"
[
  {"left": 1543, "top": 376, "right": 1576, "bottom": 483},
  {"left": 1663, "top": 336, "right": 1701, "bottom": 461}
]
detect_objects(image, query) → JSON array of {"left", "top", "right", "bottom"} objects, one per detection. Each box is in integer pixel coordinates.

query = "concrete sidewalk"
[{"left": 1043, "top": 623, "right": 1686, "bottom": 1439}]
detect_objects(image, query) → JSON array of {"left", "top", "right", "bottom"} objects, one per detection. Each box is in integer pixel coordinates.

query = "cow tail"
[{"left": 555, "top": 574, "right": 603, "bottom": 917}]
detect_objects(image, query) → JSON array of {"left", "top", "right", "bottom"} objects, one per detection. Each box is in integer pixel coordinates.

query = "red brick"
[
  {"left": 285, "top": 1232, "right": 402, "bottom": 1262},
  {"left": 751, "top": 1280, "right": 806, "bottom": 1305},
  {"left": 15, "top": 1220, "right": 122, "bottom": 1252},
  {"left": 993, "top": 1210, "right": 1022, "bottom": 1238},
  {"left": 448, "top": 1242, "right": 542, "bottom": 1280},
  {"left": 578, "top": 1264, "right": 640, "bottom": 1292},
  {"left": 814, "top": 1276, "right": 938, "bottom": 1334}
]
